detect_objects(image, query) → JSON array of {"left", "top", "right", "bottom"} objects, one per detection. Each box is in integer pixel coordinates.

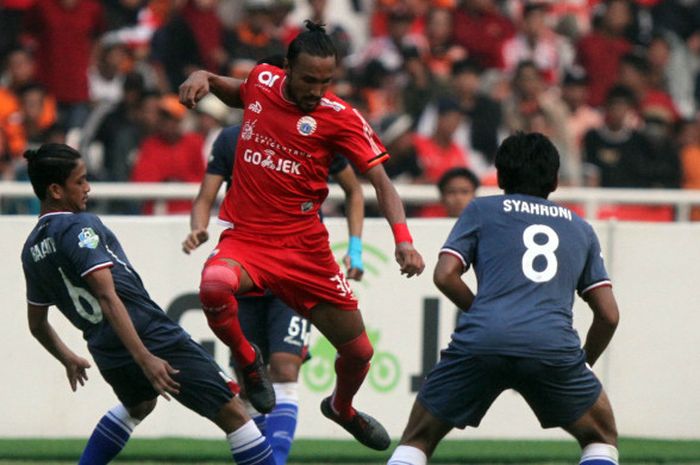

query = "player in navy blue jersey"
[
  {"left": 20, "top": 143, "right": 277, "bottom": 465},
  {"left": 387, "top": 132, "right": 620, "bottom": 465},
  {"left": 182, "top": 124, "right": 365, "bottom": 465}
]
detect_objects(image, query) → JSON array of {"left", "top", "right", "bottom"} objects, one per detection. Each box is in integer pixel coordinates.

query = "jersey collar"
[
  {"left": 278, "top": 75, "right": 296, "bottom": 106},
  {"left": 38, "top": 211, "right": 72, "bottom": 220}
]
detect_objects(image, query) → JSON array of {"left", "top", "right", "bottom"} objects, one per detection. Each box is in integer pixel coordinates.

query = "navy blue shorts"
[
  {"left": 101, "top": 338, "right": 234, "bottom": 420},
  {"left": 417, "top": 348, "right": 602, "bottom": 429},
  {"left": 237, "top": 294, "right": 312, "bottom": 364}
]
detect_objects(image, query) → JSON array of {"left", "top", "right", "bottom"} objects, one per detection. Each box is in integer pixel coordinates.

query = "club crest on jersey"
[
  {"left": 241, "top": 119, "right": 257, "bottom": 141},
  {"left": 296, "top": 116, "right": 317, "bottom": 136},
  {"left": 248, "top": 101, "right": 262, "bottom": 114},
  {"left": 78, "top": 227, "right": 99, "bottom": 249}
]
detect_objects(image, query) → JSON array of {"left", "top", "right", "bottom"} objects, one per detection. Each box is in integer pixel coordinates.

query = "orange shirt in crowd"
[
  {"left": 682, "top": 145, "right": 700, "bottom": 220},
  {"left": 0, "top": 87, "right": 57, "bottom": 157},
  {"left": 413, "top": 133, "right": 469, "bottom": 183}
]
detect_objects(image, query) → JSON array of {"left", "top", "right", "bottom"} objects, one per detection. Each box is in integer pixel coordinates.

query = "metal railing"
[{"left": 2, "top": 181, "right": 700, "bottom": 221}]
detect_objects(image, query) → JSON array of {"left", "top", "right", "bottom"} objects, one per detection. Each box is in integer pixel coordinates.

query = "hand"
[
  {"left": 179, "top": 70, "right": 210, "bottom": 109},
  {"left": 343, "top": 254, "right": 364, "bottom": 281},
  {"left": 395, "top": 242, "right": 425, "bottom": 278},
  {"left": 139, "top": 354, "right": 181, "bottom": 401},
  {"left": 182, "top": 228, "right": 209, "bottom": 254},
  {"left": 64, "top": 354, "right": 91, "bottom": 392}
]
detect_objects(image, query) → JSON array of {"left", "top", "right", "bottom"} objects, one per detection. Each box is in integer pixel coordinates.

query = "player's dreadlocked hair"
[
  {"left": 287, "top": 20, "right": 337, "bottom": 66},
  {"left": 495, "top": 132, "right": 560, "bottom": 198},
  {"left": 24, "top": 143, "right": 81, "bottom": 200}
]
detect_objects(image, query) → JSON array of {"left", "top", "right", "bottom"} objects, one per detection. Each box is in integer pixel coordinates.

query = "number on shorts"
[
  {"left": 288, "top": 316, "right": 311, "bottom": 346},
  {"left": 521, "top": 224, "right": 559, "bottom": 283},
  {"left": 59, "top": 267, "right": 103, "bottom": 323}
]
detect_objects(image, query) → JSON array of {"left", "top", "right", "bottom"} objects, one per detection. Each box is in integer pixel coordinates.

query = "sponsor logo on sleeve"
[
  {"left": 258, "top": 70, "right": 281, "bottom": 88},
  {"left": 247, "top": 101, "right": 262, "bottom": 114},
  {"left": 78, "top": 227, "right": 100, "bottom": 249}
]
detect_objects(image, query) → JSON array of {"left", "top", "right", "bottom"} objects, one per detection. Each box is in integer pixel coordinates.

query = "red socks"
[{"left": 331, "top": 331, "right": 373, "bottom": 420}]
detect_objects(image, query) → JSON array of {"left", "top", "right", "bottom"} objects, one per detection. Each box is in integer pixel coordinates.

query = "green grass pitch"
[{"left": 0, "top": 438, "right": 699, "bottom": 463}]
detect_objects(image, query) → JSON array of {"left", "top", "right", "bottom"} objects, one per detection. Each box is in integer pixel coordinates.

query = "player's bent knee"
[
  {"left": 567, "top": 409, "right": 618, "bottom": 447},
  {"left": 127, "top": 398, "right": 157, "bottom": 421},
  {"left": 337, "top": 331, "right": 374, "bottom": 364},
  {"left": 199, "top": 263, "right": 241, "bottom": 311}
]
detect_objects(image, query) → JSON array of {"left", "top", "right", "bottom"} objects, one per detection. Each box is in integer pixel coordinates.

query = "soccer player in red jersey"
[{"left": 179, "top": 21, "right": 425, "bottom": 450}]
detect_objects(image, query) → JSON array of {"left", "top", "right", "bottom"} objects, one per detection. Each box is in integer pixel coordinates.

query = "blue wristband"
[{"left": 347, "top": 235, "right": 364, "bottom": 272}]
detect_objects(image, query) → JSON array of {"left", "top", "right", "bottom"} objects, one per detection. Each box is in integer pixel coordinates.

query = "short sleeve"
[
  {"left": 329, "top": 154, "right": 349, "bottom": 176},
  {"left": 239, "top": 69, "right": 252, "bottom": 105},
  {"left": 58, "top": 215, "right": 114, "bottom": 277},
  {"left": 207, "top": 126, "right": 239, "bottom": 184},
  {"left": 577, "top": 223, "right": 611, "bottom": 295},
  {"left": 331, "top": 108, "right": 389, "bottom": 173},
  {"left": 440, "top": 201, "right": 482, "bottom": 272},
  {"left": 23, "top": 261, "right": 52, "bottom": 306}
]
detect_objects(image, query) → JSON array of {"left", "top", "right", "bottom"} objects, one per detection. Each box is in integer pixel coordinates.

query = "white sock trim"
[
  {"left": 272, "top": 382, "right": 298, "bottom": 404},
  {"left": 388, "top": 445, "right": 428, "bottom": 465},
  {"left": 108, "top": 404, "right": 140, "bottom": 432},
  {"left": 580, "top": 443, "right": 619, "bottom": 464},
  {"left": 227, "top": 419, "right": 265, "bottom": 453}
]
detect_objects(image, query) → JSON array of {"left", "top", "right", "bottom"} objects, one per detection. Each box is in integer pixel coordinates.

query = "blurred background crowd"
[{"left": 1, "top": 0, "right": 700, "bottom": 218}]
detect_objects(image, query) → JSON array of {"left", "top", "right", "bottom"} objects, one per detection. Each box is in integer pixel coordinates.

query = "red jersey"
[
  {"left": 131, "top": 132, "right": 205, "bottom": 214},
  {"left": 24, "top": 0, "right": 104, "bottom": 103},
  {"left": 413, "top": 134, "right": 469, "bottom": 183},
  {"left": 218, "top": 64, "right": 389, "bottom": 235}
]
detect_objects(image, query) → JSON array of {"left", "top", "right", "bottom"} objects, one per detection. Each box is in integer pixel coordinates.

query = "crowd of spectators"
[{"left": 1, "top": 0, "right": 700, "bottom": 219}]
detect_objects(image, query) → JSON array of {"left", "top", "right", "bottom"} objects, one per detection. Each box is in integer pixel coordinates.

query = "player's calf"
[
  {"left": 78, "top": 404, "right": 143, "bottom": 464},
  {"left": 215, "top": 398, "right": 276, "bottom": 465},
  {"left": 331, "top": 331, "right": 373, "bottom": 419},
  {"left": 199, "top": 263, "right": 256, "bottom": 367}
]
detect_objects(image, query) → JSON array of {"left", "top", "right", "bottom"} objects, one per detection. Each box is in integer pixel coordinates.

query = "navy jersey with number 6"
[
  {"left": 21, "top": 212, "right": 189, "bottom": 369},
  {"left": 441, "top": 194, "right": 611, "bottom": 361}
]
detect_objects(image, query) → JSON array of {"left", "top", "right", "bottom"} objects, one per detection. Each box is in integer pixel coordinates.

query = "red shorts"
[{"left": 205, "top": 224, "right": 358, "bottom": 318}]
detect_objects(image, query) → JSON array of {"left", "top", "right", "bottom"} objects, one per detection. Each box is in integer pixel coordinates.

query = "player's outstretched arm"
[
  {"left": 433, "top": 254, "right": 475, "bottom": 311},
  {"left": 364, "top": 164, "right": 425, "bottom": 278},
  {"left": 84, "top": 268, "right": 181, "bottom": 400},
  {"left": 179, "top": 70, "right": 244, "bottom": 109},
  {"left": 581, "top": 285, "right": 619, "bottom": 366},
  {"left": 28, "top": 303, "right": 91, "bottom": 391},
  {"left": 334, "top": 165, "right": 365, "bottom": 281},
  {"left": 183, "top": 173, "right": 225, "bottom": 254}
]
